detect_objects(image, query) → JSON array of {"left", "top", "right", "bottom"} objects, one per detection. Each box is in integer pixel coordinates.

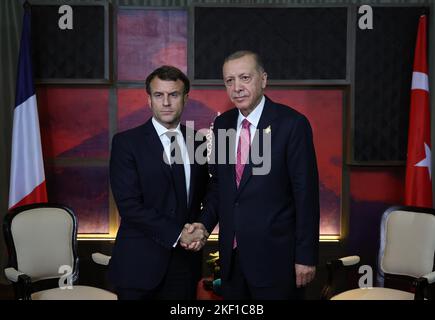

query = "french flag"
[{"left": 8, "top": 7, "right": 47, "bottom": 209}]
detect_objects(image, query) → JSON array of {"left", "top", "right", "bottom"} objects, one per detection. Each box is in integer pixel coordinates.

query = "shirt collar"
[
  {"left": 237, "top": 95, "right": 265, "bottom": 129},
  {"left": 151, "top": 117, "right": 182, "bottom": 137}
]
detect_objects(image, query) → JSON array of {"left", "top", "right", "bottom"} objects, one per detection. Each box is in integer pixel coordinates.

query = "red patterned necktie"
[
  {"left": 235, "top": 119, "right": 251, "bottom": 188},
  {"left": 234, "top": 119, "right": 251, "bottom": 249}
]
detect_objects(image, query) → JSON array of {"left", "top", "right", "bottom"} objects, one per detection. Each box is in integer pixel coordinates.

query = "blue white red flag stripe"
[{"left": 8, "top": 8, "right": 47, "bottom": 209}]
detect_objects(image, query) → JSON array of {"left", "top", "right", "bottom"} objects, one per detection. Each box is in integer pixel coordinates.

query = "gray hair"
[{"left": 223, "top": 50, "right": 265, "bottom": 72}]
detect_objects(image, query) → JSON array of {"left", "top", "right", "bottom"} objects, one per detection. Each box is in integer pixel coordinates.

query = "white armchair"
[
  {"left": 321, "top": 206, "right": 435, "bottom": 300},
  {"left": 3, "top": 203, "right": 117, "bottom": 300}
]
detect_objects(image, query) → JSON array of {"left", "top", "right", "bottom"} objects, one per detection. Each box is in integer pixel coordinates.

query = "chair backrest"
[
  {"left": 4, "top": 204, "right": 78, "bottom": 282},
  {"left": 379, "top": 206, "right": 435, "bottom": 279}
]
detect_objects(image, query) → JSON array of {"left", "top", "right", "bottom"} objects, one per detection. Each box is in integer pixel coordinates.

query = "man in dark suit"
[
  {"left": 186, "top": 51, "right": 320, "bottom": 299},
  {"left": 108, "top": 65, "right": 209, "bottom": 300}
]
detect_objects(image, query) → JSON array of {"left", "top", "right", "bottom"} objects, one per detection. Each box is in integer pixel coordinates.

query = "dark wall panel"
[
  {"left": 353, "top": 7, "right": 428, "bottom": 162},
  {"left": 31, "top": 4, "right": 107, "bottom": 81},
  {"left": 194, "top": 7, "right": 348, "bottom": 80}
]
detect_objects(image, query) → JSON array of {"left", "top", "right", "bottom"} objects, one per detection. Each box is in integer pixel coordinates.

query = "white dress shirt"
[
  {"left": 152, "top": 117, "right": 191, "bottom": 202},
  {"left": 152, "top": 118, "right": 191, "bottom": 247},
  {"left": 235, "top": 95, "right": 265, "bottom": 158}
]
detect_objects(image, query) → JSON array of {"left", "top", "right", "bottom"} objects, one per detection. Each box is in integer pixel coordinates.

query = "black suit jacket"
[
  {"left": 108, "top": 120, "right": 209, "bottom": 290},
  {"left": 201, "top": 96, "right": 320, "bottom": 287}
]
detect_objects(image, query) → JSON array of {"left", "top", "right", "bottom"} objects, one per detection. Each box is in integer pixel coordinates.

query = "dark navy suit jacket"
[
  {"left": 108, "top": 120, "right": 209, "bottom": 290},
  {"left": 201, "top": 96, "right": 320, "bottom": 287}
]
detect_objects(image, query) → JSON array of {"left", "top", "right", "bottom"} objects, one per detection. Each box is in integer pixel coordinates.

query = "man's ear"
[
  {"left": 262, "top": 72, "right": 268, "bottom": 89},
  {"left": 183, "top": 94, "right": 189, "bottom": 105},
  {"left": 147, "top": 94, "right": 152, "bottom": 108}
]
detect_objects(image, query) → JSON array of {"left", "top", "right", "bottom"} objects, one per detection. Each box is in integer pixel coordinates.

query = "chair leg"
[
  {"left": 414, "top": 278, "right": 428, "bottom": 300},
  {"left": 16, "top": 274, "right": 32, "bottom": 300}
]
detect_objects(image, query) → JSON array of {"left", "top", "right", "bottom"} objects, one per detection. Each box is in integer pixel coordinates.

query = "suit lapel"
[
  {"left": 236, "top": 97, "right": 276, "bottom": 196},
  {"left": 224, "top": 110, "right": 239, "bottom": 194}
]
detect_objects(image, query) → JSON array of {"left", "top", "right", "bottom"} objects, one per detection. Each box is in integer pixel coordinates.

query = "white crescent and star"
[{"left": 414, "top": 142, "right": 432, "bottom": 180}]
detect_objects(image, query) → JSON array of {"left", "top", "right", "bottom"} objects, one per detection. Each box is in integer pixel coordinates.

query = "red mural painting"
[
  {"left": 117, "top": 9, "right": 187, "bottom": 81},
  {"left": 37, "top": 88, "right": 110, "bottom": 234},
  {"left": 37, "top": 87, "right": 109, "bottom": 158},
  {"left": 45, "top": 166, "right": 109, "bottom": 234}
]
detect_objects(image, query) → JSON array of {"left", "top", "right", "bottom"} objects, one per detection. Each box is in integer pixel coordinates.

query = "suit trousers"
[
  {"left": 116, "top": 246, "right": 199, "bottom": 300},
  {"left": 221, "top": 249, "right": 304, "bottom": 300}
]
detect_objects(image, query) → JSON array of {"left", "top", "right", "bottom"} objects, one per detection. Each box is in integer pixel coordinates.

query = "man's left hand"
[{"left": 295, "top": 264, "right": 316, "bottom": 288}]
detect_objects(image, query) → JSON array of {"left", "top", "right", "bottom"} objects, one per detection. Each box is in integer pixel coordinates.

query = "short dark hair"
[
  {"left": 223, "top": 50, "right": 265, "bottom": 72},
  {"left": 145, "top": 65, "right": 190, "bottom": 95}
]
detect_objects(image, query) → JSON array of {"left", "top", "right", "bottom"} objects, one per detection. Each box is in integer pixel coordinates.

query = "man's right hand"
[{"left": 180, "top": 223, "right": 209, "bottom": 251}]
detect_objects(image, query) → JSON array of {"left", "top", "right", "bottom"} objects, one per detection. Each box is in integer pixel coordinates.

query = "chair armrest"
[
  {"left": 326, "top": 255, "right": 361, "bottom": 271},
  {"left": 422, "top": 271, "right": 435, "bottom": 284},
  {"left": 4, "top": 267, "right": 32, "bottom": 300},
  {"left": 339, "top": 255, "right": 360, "bottom": 267},
  {"left": 320, "top": 255, "right": 361, "bottom": 300},
  {"left": 92, "top": 253, "right": 111, "bottom": 266},
  {"left": 414, "top": 271, "right": 435, "bottom": 300},
  {"left": 4, "top": 267, "right": 25, "bottom": 283}
]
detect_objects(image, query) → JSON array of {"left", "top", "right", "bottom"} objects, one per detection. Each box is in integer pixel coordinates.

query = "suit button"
[{"left": 235, "top": 202, "right": 239, "bottom": 207}]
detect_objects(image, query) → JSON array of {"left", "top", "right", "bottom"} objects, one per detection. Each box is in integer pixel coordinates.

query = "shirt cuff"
[{"left": 173, "top": 231, "right": 182, "bottom": 247}]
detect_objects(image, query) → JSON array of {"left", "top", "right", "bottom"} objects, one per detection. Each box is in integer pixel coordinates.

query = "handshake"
[{"left": 180, "top": 222, "right": 209, "bottom": 251}]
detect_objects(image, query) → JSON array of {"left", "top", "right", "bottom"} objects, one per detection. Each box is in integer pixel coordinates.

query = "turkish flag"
[{"left": 405, "top": 15, "right": 432, "bottom": 207}]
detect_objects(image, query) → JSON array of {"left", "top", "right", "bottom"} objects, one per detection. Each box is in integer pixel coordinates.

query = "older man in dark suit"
[{"left": 186, "top": 51, "right": 320, "bottom": 300}]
